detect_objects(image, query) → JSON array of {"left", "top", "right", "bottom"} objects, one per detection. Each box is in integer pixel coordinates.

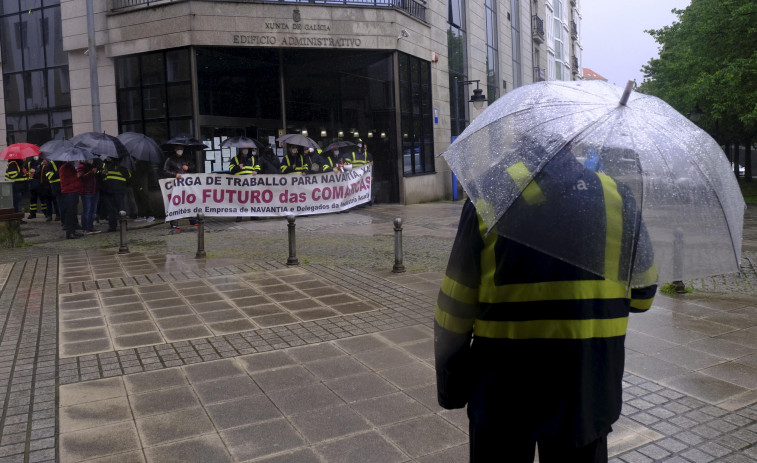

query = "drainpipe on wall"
[{"left": 86, "top": 0, "right": 101, "bottom": 132}]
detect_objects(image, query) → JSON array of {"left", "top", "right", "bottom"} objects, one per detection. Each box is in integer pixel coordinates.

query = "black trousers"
[{"left": 469, "top": 422, "right": 608, "bottom": 463}]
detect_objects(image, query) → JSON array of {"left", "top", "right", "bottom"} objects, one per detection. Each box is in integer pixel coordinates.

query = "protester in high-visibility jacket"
[
  {"left": 339, "top": 139, "right": 372, "bottom": 168},
  {"left": 4, "top": 159, "right": 28, "bottom": 213},
  {"left": 435, "top": 149, "right": 657, "bottom": 462},
  {"left": 316, "top": 149, "right": 341, "bottom": 173},
  {"left": 99, "top": 157, "right": 132, "bottom": 232},
  {"left": 42, "top": 159, "right": 61, "bottom": 221},
  {"left": 280, "top": 145, "right": 311, "bottom": 175},
  {"left": 24, "top": 156, "right": 46, "bottom": 218},
  {"left": 229, "top": 147, "right": 261, "bottom": 176}
]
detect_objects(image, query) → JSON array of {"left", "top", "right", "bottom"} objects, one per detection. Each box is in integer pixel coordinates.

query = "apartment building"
[{"left": 0, "top": 0, "right": 582, "bottom": 203}]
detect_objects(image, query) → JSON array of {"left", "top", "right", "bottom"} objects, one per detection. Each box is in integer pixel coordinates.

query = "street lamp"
[{"left": 453, "top": 77, "right": 488, "bottom": 136}]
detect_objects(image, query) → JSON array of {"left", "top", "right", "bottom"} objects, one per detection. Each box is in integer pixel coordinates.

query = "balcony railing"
[
  {"left": 532, "top": 15, "right": 544, "bottom": 43},
  {"left": 112, "top": 0, "right": 427, "bottom": 22},
  {"left": 572, "top": 56, "right": 579, "bottom": 74},
  {"left": 571, "top": 20, "right": 578, "bottom": 40},
  {"left": 533, "top": 66, "right": 545, "bottom": 82}
]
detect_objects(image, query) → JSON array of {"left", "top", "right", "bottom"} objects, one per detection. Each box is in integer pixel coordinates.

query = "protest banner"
[{"left": 160, "top": 165, "right": 372, "bottom": 220}]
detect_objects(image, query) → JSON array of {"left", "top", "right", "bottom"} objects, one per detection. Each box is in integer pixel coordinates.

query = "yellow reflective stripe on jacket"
[
  {"left": 439, "top": 276, "right": 478, "bottom": 305},
  {"left": 479, "top": 279, "right": 630, "bottom": 304},
  {"left": 104, "top": 172, "right": 128, "bottom": 182},
  {"left": 630, "top": 296, "right": 653, "bottom": 312},
  {"left": 506, "top": 161, "right": 545, "bottom": 205},
  {"left": 473, "top": 316, "right": 629, "bottom": 340},
  {"left": 598, "top": 174, "right": 623, "bottom": 281},
  {"left": 435, "top": 306, "right": 476, "bottom": 334}
]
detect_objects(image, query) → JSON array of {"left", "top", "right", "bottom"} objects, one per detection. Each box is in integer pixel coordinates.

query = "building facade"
[{"left": 0, "top": 0, "right": 582, "bottom": 204}]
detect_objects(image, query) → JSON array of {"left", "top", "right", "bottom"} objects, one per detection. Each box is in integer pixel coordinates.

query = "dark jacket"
[
  {"left": 435, "top": 187, "right": 656, "bottom": 447},
  {"left": 163, "top": 155, "right": 193, "bottom": 178}
]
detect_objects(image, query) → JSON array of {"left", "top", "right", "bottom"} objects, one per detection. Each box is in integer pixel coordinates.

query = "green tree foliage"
[{"left": 638, "top": 0, "right": 757, "bottom": 180}]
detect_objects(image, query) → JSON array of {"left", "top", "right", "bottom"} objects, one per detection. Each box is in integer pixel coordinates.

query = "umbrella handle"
[{"left": 619, "top": 80, "right": 634, "bottom": 106}]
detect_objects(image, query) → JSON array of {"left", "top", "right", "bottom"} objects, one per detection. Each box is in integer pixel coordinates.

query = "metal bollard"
[
  {"left": 392, "top": 217, "right": 406, "bottom": 273},
  {"left": 195, "top": 213, "right": 206, "bottom": 259},
  {"left": 287, "top": 214, "right": 299, "bottom": 265},
  {"left": 118, "top": 210, "right": 129, "bottom": 254},
  {"left": 672, "top": 227, "right": 685, "bottom": 293}
]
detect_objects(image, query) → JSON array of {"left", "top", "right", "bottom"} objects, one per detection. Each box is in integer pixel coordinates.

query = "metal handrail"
[{"left": 111, "top": 0, "right": 426, "bottom": 22}]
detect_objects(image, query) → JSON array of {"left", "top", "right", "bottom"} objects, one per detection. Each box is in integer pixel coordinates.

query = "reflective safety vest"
[
  {"left": 434, "top": 164, "right": 657, "bottom": 446},
  {"left": 102, "top": 167, "right": 131, "bottom": 183},
  {"left": 229, "top": 155, "right": 260, "bottom": 175},
  {"left": 4, "top": 161, "right": 27, "bottom": 182},
  {"left": 280, "top": 153, "right": 310, "bottom": 174},
  {"left": 43, "top": 161, "right": 60, "bottom": 184},
  {"left": 341, "top": 150, "right": 370, "bottom": 167}
]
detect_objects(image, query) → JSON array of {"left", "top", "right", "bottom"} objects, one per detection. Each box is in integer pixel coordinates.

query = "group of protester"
[
  {"left": 163, "top": 138, "right": 373, "bottom": 228},
  {"left": 4, "top": 136, "right": 373, "bottom": 235},
  {"left": 4, "top": 154, "right": 135, "bottom": 239}
]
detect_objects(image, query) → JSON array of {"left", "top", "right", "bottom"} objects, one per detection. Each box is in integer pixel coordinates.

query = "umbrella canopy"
[
  {"left": 117, "top": 132, "right": 164, "bottom": 163},
  {"left": 70, "top": 132, "right": 129, "bottom": 160},
  {"left": 325, "top": 141, "right": 357, "bottom": 152},
  {"left": 442, "top": 80, "right": 745, "bottom": 288},
  {"left": 44, "top": 146, "right": 97, "bottom": 162},
  {"left": 220, "top": 136, "right": 264, "bottom": 150},
  {"left": 38, "top": 139, "right": 74, "bottom": 156},
  {"left": 162, "top": 134, "right": 207, "bottom": 149},
  {"left": 277, "top": 133, "right": 320, "bottom": 150},
  {"left": 1, "top": 143, "right": 40, "bottom": 160}
]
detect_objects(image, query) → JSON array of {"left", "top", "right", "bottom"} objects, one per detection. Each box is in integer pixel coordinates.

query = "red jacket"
[
  {"left": 76, "top": 162, "right": 99, "bottom": 195},
  {"left": 59, "top": 162, "right": 83, "bottom": 194}
]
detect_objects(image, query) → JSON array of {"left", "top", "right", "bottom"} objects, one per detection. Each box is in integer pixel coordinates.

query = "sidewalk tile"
[
  {"left": 143, "top": 434, "right": 232, "bottom": 463},
  {"left": 60, "top": 421, "right": 140, "bottom": 462},
  {"left": 135, "top": 407, "right": 215, "bottom": 447},
  {"left": 221, "top": 419, "right": 305, "bottom": 461}
]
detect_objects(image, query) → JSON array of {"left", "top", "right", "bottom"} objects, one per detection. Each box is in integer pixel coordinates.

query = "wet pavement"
[{"left": 0, "top": 202, "right": 756, "bottom": 462}]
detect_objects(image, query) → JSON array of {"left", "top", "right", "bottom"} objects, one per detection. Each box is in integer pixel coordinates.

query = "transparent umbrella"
[{"left": 442, "top": 80, "right": 746, "bottom": 288}]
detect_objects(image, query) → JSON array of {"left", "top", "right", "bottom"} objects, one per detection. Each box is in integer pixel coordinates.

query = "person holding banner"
[
  {"left": 163, "top": 145, "right": 197, "bottom": 231},
  {"left": 280, "top": 145, "right": 312, "bottom": 175},
  {"left": 340, "top": 138, "right": 373, "bottom": 168},
  {"left": 229, "top": 147, "right": 261, "bottom": 176},
  {"left": 229, "top": 147, "right": 261, "bottom": 221},
  {"left": 316, "top": 148, "right": 342, "bottom": 173}
]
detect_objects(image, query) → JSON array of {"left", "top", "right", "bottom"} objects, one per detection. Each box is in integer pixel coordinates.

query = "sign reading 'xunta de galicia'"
[{"left": 232, "top": 7, "right": 363, "bottom": 48}]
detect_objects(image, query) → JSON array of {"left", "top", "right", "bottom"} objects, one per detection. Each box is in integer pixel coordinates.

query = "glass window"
[
  {"left": 44, "top": 6, "right": 66, "bottom": 66},
  {"left": 448, "top": 0, "right": 462, "bottom": 27},
  {"left": 23, "top": 10, "right": 45, "bottom": 70},
  {"left": 166, "top": 48, "right": 190, "bottom": 83},
  {"left": 1, "top": 0, "right": 20, "bottom": 14},
  {"left": 47, "top": 66, "right": 70, "bottom": 107},
  {"left": 117, "top": 56, "right": 140, "bottom": 88},
  {"left": 20, "top": 0, "right": 40, "bottom": 12},
  {"left": 142, "top": 86, "right": 166, "bottom": 119},
  {"left": 4, "top": 73, "right": 25, "bottom": 112},
  {"left": 0, "top": 15, "right": 23, "bottom": 72},
  {"left": 167, "top": 84, "right": 192, "bottom": 116},
  {"left": 140, "top": 53, "right": 165, "bottom": 85},
  {"left": 27, "top": 69, "right": 48, "bottom": 109},
  {"left": 400, "top": 52, "right": 433, "bottom": 176},
  {"left": 118, "top": 89, "right": 142, "bottom": 121}
]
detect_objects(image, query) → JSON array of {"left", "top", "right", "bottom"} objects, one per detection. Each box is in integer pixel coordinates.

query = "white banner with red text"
[{"left": 160, "top": 166, "right": 372, "bottom": 220}]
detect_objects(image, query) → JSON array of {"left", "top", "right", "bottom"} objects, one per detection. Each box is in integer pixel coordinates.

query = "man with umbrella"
[
  {"left": 279, "top": 144, "right": 312, "bottom": 175},
  {"left": 224, "top": 137, "right": 262, "bottom": 222},
  {"left": 3, "top": 155, "right": 30, "bottom": 214},
  {"left": 163, "top": 143, "right": 198, "bottom": 230}
]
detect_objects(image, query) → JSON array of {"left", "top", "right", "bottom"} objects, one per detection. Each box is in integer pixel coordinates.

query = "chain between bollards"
[
  {"left": 392, "top": 217, "right": 405, "bottom": 273},
  {"left": 118, "top": 210, "right": 129, "bottom": 254},
  {"left": 195, "top": 213, "right": 206, "bottom": 259},
  {"left": 287, "top": 214, "right": 299, "bottom": 265}
]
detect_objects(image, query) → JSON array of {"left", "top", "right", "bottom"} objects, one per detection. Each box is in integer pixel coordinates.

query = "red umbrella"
[{"left": 0, "top": 143, "right": 40, "bottom": 160}]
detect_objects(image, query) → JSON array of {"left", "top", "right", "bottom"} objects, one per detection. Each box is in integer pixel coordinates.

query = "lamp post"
[{"left": 451, "top": 78, "right": 487, "bottom": 200}]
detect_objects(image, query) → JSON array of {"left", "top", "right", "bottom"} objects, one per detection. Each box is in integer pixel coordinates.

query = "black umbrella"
[
  {"left": 277, "top": 133, "right": 320, "bottom": 150},
  {"left": 39, "top": 139, "right": 74, "bottom": 156},
  {"left": 117, "top": 132, "right": 164, "bottom": 163},
  {"left": 326, "top": 141, "right": 357, "bottom": 152},
  {"left": 220, "top": 136, "right": 264, "bottom": 150},
  {"left": 44, "top": 146, "right": 97, "bottom": 162},
  {"left": 70, "top": 132, "right": 129, "bottom": 160},
  {"left": 162, "top": 134, "right": 207, "bottom": 149}
]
